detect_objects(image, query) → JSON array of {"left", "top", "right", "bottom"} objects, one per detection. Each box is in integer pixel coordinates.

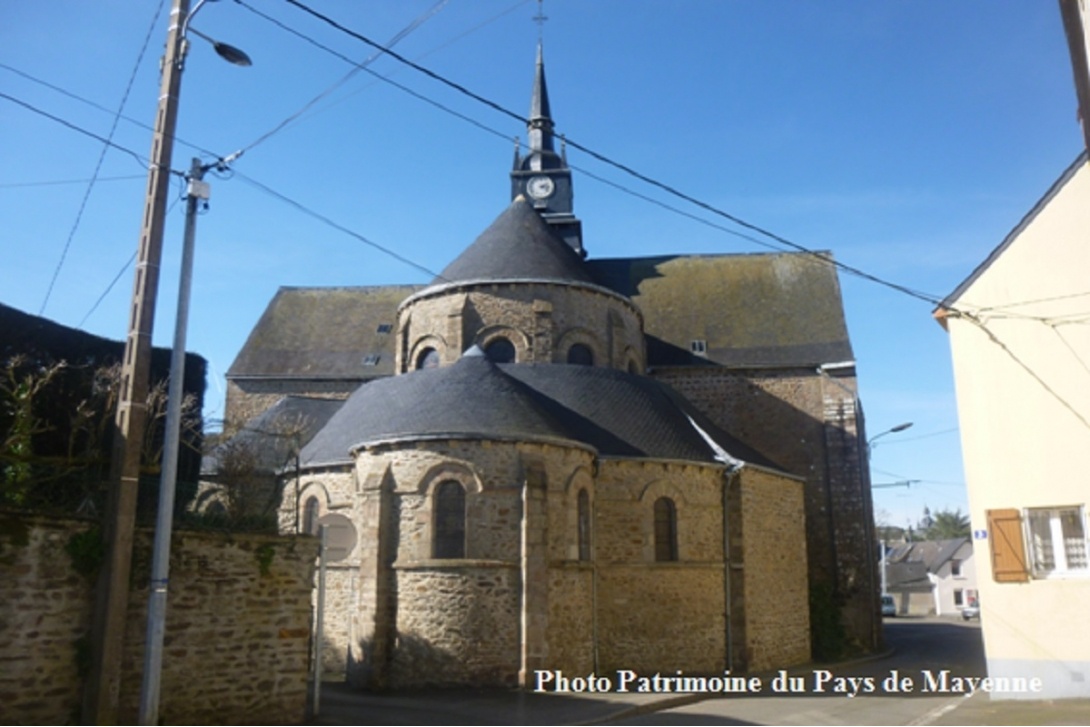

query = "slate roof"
[
  {"left": 430, "top": 197, "right": 594, "bottom": 287},
  {"left": 227, "top": 285, "right": 420, "bottom": 380},
  {"left": 202, "top": 395, "right": 345, "bottom": 475},
  {"left": 300, "top": 350, "right": 779, "bottom": 470},
  {"left": 886, "top": 537, "right": 970, "bottom": 573},
  {"left": 587, "top": 253, "right": 854, "bottom": 368}
]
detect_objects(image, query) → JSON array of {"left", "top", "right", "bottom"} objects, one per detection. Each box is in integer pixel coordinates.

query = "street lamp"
[
  {"left": 867, "top": 421, "right": 913, "bottom": 452},
  {"left": 867, "top": 422, "right": 911, "bottom": 599},
  {"left": 85, "top": 0, "right": 249, "bottom": 723}
]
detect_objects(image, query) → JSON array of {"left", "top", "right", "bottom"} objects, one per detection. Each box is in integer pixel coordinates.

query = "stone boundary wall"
[{"left": 0, "top": 512, "right": 314, "bottom": 725}]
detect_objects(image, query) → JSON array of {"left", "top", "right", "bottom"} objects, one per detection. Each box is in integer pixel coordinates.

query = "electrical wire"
[
  {"left": 233, "top": 171, "right": 448, "bottom": 282},
  {"left": 0, "top": 62, "right": 222, "bottom": 161},
  {"left": 278, "top": 0, "right": 949, "bottom": 308},
  {"left": 0, "top": 92, "right": 154, "bottom": 172},
  {"left": 38, "top": 0, "right": 167, "bottom": 317},
  {"left": 0, "top": 175, "right": 144, "bottom": 189},
  {"left": 233, "top": 0, "right": 450, "bottom": 155}
]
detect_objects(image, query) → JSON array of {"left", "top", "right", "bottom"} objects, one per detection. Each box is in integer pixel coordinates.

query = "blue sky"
[{"left": 1, "top": 1, "right": 1083, "bottom": 530}]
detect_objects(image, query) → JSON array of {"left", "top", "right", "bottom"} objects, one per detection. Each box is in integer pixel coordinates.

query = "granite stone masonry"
[{"left": 0, "top": 512, "right": 314, "bottom": 725}]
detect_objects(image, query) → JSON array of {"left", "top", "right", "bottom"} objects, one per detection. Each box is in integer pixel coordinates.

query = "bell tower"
[{"left": 511, "top": 43, "right": 585, "bottom": 257}]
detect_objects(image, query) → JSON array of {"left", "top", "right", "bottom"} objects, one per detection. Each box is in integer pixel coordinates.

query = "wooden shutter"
[{"left": 987, "top": 508, "right": 1029, "bottom": 583}]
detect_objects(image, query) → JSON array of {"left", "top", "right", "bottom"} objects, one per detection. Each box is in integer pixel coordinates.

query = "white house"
[{"left": 935, "top": 150, "right": 1090, "bottom": 699}]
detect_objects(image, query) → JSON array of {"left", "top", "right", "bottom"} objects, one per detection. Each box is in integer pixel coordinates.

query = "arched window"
[
  {"left": 653, "top": 497, "right": 678, "bottom": 562},
  {"left": 434, "top": 480, "right": 466, "bottom": 558},
  {"left": 567, "top": 343, "right": 594, "bottom": 366},
  {"left": 485, "top": 337, "right": 516, "bottom": 363},
  {"left": 416, "top": 347, "right": 440, "bottom": 370},
  {"left": 577, "top": 489, "right": 591, "bottom": 561},
  {"left": 303, "top": 496, "right": 320, "bottom": 535}
]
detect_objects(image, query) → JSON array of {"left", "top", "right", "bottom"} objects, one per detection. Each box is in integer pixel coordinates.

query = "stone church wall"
[
  {"left": 225, "top": 378, "right": 358, "bottom": 432},
  {"left": 398, "top": 283, "right": 644, "bottom": 371},
  {"left": 593, "top": 459, "right": 728, "bottom": 674},
  {"left": 284, "top": 438, "right": 812, "bottom": 687},
  {"left": 0, "top": 513, "right": 313, "bottom": 725},
  {"left": 391, "top": 564, "right": 521, "bottom": 686},
  {"left": 735, "top": 467, "right": 811, "bottom": 671},
  {"left": 651, "top": 365, "right": 878, "bottom": 654},
  {"left": 544, "top": 565, "right": 595, "bottom": 673}
]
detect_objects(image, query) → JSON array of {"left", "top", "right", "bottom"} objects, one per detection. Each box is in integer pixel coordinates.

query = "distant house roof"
[
  {"left": 227, "top": 285, "right": 421, "bottom": 380},
  {"left": 299, "top": 350, "right": 781, "bottom": 470},
  {"left": 587, "top": 252, "right": 854, "bottom": 368},
  {"left": 886, "top": 561, "right": 932, "bottom": 591},
  {"left": 429, "top": 197, "right": 594, "bottom": 288},
  {"left": 937, "top": 150, "right": 1089, "bottom": 315},
  {"left": 887, "top": 537, "right": 970, "bottom": 573}
]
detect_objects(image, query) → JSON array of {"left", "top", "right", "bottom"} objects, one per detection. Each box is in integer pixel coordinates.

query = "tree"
[
  {"left": 0, "top": 356, "right": 66, "bottom": 504},
  {"left": 0, "top": 356, "right": 200, "bottom": 513},
  {"left": 195, "top": 411, "right": 313, "bottom": 529},
  {"left": 922, "top": 508, "right": 971, "bottom": 540}
]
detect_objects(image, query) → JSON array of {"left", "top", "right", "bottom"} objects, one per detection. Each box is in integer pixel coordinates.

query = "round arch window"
[
  {"left": 416, "top": 347, "right": 440, "bottom": 370},
  {"left": 485, "top": 337, "right": 516, "bottom": 364},
  {"left": 567, "top": 343, "right": 594, "bottom": 366}
]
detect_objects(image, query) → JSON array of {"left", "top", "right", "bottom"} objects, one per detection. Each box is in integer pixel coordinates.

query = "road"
[{"left": 613, "top": 616, "right": 985, "bottom": 725}]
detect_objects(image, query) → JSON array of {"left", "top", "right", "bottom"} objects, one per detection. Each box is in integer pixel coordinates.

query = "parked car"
[
  {"left": 961, "top": 599, "right": 980, "bottom": 620},
  {"left": 881, "top": 594, "right": 896, "bottom": 617}
]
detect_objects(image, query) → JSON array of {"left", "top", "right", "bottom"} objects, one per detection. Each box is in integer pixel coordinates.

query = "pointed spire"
[{"left": 528, "top": 41, "right": 555, "bottom": 155}]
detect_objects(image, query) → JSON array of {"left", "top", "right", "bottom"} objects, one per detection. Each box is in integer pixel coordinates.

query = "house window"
[
  {"left": 577, "top": 488, "right": 591, "bottom": 561},
  {"left": 303, "top": 496, "right": 320, "bottom": 535},
  {"left": 376, "top": 323, "right": 393, "bottom": 334},
  {"left": 1027, "top": 506, "right": 1088, "bottom": 576},
  {"left": 434, "top": 480, "right": 466, "bottom": 559},
  {"left": 362, "top": 354, "right": 381, "bottom": 366},
  {"left": 690, "top": 340, "right": 707, "bottom": 356},
  {"left": 416, "top": 347, "right": 440, "bottom": 370},
  {"left": 567, "top": 344, "right": 594, "bottom": 366},
  {"left": 951, "top": 559, "right": 962, "bottom": 577},
  {"left": 485, "top": 337, "right": 516, "bottom": 363},
  {"left": 953, "top": 589, "right": 964, "bottom": 607},
  {"left": 653, "top": 497, "right": 678, "bottom": 562}
]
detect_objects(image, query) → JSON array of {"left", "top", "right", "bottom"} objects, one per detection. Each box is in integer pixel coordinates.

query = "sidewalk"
[
  {"left": 307, "top": 680, "right": 1090, "bottom": 726},
  {"left": 929, "top": 692, "right": 1090, "bottom": 726},
  {"left": 308, "top": 682, "right": 705, "bottom": 726}
]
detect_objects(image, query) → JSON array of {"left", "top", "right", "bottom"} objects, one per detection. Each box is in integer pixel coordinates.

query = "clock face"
[{"left": 527, "top": 175, "right": 555, "bottom": 200}]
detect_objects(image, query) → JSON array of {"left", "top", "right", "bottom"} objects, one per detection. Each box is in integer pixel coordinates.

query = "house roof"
[
  {"left": 429, "top": 197, "right": 594, "bottom": 287},
  {"left": 886, "top": 537, "right": 970, "bottom": 572},
  {"left": 299, "top": 349, "right": 781, "bottom": 470},
  {"left": 587, "top": 252, "right": 854, "bottom": 368},
  {"left": 227, "top": 285, "right": 420, "bottom": 380},
  {"left": 937, "top": 151, "right": 1089, "bottom": 315}
]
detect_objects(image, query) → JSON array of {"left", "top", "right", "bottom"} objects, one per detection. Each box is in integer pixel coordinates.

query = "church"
[{"left": 217, "top": 44, "right": 879, "bottom": 687}]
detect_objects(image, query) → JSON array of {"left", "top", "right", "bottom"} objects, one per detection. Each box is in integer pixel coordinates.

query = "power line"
[
  {"left": 0, "top": 62, "right": 222, "bottom": 161},
  {"left": 233, "top": 0, "right": 516, "bottom": 146},
  {"left": 0, "top": 175, "right": 144, "bottom": 189},
  {"left": 233, "top": 0, "right": 450, "bottom": 155},
  {"left": 39, "top": 0, "right": 167, "bottom": 317},
  {"left": 0, "top": 92, "right": 154, "bottom": 172},
  {"left": 78, "top": 190, "right": 185, "bottom": 329},
  {"left": 233, "top": 171, "right": 447, "bottom": 282},
  {"left": 278, "top": 0, "right": 950, "bottom": 308}
]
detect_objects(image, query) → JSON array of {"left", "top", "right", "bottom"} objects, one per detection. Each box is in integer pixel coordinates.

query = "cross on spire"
[{"left": 533, "top": 0, "right": 547, "bottom": 40}]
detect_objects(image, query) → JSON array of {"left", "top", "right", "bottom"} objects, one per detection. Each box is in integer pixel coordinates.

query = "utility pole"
[
  {"left": 138, "top": 157, "right": 210, "bottom": 726},
  {"left": 84, "top": 0, "right": 190, "bottom": 722}
]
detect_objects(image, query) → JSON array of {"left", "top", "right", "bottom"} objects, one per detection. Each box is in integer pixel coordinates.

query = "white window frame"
[{"left": 1024, "top": 505, "right": 1089, "bottom": 578}]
